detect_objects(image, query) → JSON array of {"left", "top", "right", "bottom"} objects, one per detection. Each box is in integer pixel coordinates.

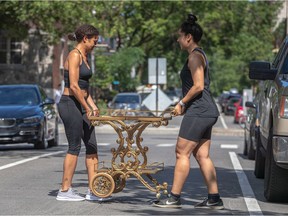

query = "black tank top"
[
  {"left": 180, "top": 48, "right": 219, "bottom": 117},
  {"left": 64, "top": 48, "right": 92, "bottom": 89}
]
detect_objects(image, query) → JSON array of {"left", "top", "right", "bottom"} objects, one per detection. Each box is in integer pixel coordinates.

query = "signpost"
[{"left": 148, "top": 58, "right": 167, "bottom": 115}]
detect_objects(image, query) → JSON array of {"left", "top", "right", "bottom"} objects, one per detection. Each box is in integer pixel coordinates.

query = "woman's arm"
[{"left": 68, "top": 51, "right": 91, "bottom": 113}]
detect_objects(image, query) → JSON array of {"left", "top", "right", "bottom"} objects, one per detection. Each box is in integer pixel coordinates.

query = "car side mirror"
[
  {"left": 249, "top": 61, "right": 277, "bottom": 80},
  {"left": 245, "top": 101, "right": 256, "bottom": 109}
]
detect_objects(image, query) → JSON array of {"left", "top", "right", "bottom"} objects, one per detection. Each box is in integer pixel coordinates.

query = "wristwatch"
[{"left": 179, "top": 100, "right": 186, "bottom": 107}]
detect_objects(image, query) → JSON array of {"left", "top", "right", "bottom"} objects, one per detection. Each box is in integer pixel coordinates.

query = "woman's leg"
[
  {"left": 58, "top": 96, "right": 83, "bottom": 191},
  {"left": 82, "top": 114, "right": 99, "bottom": 188},
  {"left": 61, "top": 154, "right": 78, "bottom": 191},
  {"left": 171, "top": 137, "right": 198, "bottom": 195},
  {"left": 193, "top": 139, "right": 219, "bottom": 194},
  {"left": 86, "top": 154, "right": 98, "bottom": 188}
]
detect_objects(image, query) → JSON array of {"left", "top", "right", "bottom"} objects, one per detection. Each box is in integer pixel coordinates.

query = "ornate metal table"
[{"left": 88, "top": 110, "right": 173, "bottom": 199}]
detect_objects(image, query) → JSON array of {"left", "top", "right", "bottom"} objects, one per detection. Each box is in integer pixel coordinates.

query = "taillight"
[{"left": 279, "top": 96, "right": 288, "bottom": 118}]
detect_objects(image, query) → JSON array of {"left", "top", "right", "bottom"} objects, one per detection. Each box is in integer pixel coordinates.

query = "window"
[{"left": 0, "top": 33, "right": 22, "bottom": 64}]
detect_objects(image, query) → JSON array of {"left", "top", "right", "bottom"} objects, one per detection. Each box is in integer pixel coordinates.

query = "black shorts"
[
  {"left": 58, "top": 95, "right": 97, "bottom": 156},
  {"left": 178, "top": 116, "right": 218, "bottom": 142}
]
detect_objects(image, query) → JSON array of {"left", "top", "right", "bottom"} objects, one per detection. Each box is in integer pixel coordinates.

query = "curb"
[{"left": 59, "top": 124, "right": 243, "bottom": 136}]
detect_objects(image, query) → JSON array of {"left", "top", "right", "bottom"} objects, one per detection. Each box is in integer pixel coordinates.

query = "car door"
[{"left": 259, "top": 39, "right": 288, "bottom": 148}]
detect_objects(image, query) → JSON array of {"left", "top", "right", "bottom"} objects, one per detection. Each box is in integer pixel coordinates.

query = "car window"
[
  {"left": 228, "top": 98, "right": 240, "bottom": 105},
  {"left": 279, "top": 51, "right": 288, "bottom": 74},
  {"left": 272, "top": 39, "right": 288, "bottom": 68},
  {"left": 0, "top": 87, "right": 40, "bottom": 105},
  {"left": 114, "top": 95, "right": 140, "bottom": 104}
]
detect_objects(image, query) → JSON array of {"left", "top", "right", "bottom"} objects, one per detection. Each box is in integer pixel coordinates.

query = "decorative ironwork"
[{"left": 89, "top": 110, "right": 172, "bottom": 199}]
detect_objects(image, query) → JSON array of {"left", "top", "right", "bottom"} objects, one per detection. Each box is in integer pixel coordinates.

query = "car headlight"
[
  {"left": 280, "top": 96, "right": 288, "bottom": 118},
  {"left": 23, "top": 116, "right": 41, "bottom": 123}
]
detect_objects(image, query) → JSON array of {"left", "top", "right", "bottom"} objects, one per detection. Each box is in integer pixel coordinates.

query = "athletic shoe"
[
  {"left": 152, "top": 194, "right": 181, "bottom": 208},
  {"left": 85, "top": 189, "right": 112, "bottom": 202},
  {"left": 56, "top": 188, "right": 85, "bottom": 201},
  {"left": 194, "top": 198, "right": 224, "bottom": 210}
]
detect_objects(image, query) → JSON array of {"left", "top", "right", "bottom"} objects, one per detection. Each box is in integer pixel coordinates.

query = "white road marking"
[
  {"left": 216, "top": 103, "right": 228, "bottom": 129},
  {"left": 229, "top": 152, "right": 263, "bottom": 215},
  {"left": 221, "top": 144, "right": 238, "bottom": 149},
  {"left": 98, "top": 143, "right": 111, "bottom": 146},
  {"left": 0, "top": 151, "right": 65, "bottom": 171},
  {"left": 219, "top": 113, "right": 228, "bottom": 129},
  {"left": 156, "top": 144, "right": 175, "bottom": 147}
]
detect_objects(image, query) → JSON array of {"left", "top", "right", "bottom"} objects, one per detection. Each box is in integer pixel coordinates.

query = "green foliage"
[
  {"left": 0, "top": 0, "right": 284, "bottom": 96},
  {"left": 108, "top": 47, "right": 145, "bottom": 91}
]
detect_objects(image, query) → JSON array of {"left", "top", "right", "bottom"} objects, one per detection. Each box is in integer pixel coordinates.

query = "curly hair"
[{"left": 67, "top": 24, "right": 99, "bottom": 42}]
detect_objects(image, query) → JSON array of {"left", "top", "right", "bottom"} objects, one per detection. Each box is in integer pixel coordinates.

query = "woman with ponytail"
[{"left": 56, "top": 24, "right": 111, "bottom": 202}]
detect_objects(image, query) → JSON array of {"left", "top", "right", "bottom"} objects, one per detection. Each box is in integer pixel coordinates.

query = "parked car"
[
  {"left": 243, "top": 101, "right": 259, "bottom": 160},
  {"left": 108, "top": 92, "right": 146, "bottom": 116},
  {"left": 220, "top": 93, "right": 241, "bottom": 113},
  {"left": 234, "top": 98, "right": 244, "bottom": 123},
  {"left": 224, "top": 96, "right": 241, "bottom": 116},
  {"left": 218, "top": 92, "right": 230, "bottom": 112},
  {"left": 0, "top": 84, "right": 59, "bottom": 149},
  {"left": 248, "top": 36, "right": 288, "bottom": 202}
]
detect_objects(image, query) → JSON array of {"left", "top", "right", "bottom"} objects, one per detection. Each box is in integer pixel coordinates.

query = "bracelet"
[{"left": 179, "top": 100, "right": 186, "bottom": 107}]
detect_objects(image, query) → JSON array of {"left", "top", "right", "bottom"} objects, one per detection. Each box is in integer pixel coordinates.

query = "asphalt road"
[{"left": 0, "top": 114, "right": 287, "bottom": 215}]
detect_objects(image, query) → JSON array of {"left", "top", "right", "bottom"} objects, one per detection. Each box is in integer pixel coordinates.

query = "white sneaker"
[
  {"left": 56, "top": 188, "right": 85, "bottom": 201},
  {"left": 85, "top": 189, "right": 112, "bottom": 202}
]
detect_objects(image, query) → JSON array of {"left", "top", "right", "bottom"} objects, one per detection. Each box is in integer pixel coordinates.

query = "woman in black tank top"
[{"left": 153, "top": 14, "right": 223, "bottom": 209}]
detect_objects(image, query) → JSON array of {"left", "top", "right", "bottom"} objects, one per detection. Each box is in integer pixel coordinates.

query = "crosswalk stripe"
[
  {"left": 156, "top": 144, "right": 175, "bottom": 147},
  {"left": 221, "top": 144, "right": 238, "bottom": 149}
]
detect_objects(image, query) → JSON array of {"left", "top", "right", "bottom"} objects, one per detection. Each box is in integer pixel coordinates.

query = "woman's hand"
[
  {"left": 173, "top": 103, "right": 185, "bottom": 116},
  {"left": 92, "top": 108, "right": 100, "bottom": 117}
]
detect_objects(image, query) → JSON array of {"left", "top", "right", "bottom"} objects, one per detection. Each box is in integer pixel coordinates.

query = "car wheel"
[
  {"left": 247, "top": 135, "right": 255, "bottom": 160},
  {"left": 264, "top": 126, "right": 288, "bottom": 202},
  {"left": 254, "top": 132, "right": 265, "bottom": 178},
  {"left": 48, "top": 120, "right": 59, "bottom": 147},
  {"left": 243, "top": 131, "right": 248, "bottom": 156},
  {"left": 34, "top": 126, "right": 48, "bottom": 149}
]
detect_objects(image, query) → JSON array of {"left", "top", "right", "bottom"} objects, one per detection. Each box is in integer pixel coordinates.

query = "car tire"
[
  {"left": 254, "top": 132, "right": 265, "bottom": 178},
  {"left": 34, "top": 126, "right": 48, "bottom": 149},
  {"left": 243, "top": 131, "right": 248, "bottom": 156},
  {"left": 264, "top": 126, "right": 288, "bottom": 202},
  {"left": 48, "top": 120, "right": 59, "bottom": 147},
  {"left": 247, "top": 134, "right": 256, "bottom": 160}
]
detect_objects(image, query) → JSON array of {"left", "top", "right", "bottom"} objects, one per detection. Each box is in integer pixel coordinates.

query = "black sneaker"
[
  {"left": 152, "top": 194, "right": 181, "bottom": 208},
  {"left": 194, "top": 198, "right": 224, "bottom": 210}
]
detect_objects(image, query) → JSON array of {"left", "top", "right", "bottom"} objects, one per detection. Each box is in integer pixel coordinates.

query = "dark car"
[
  {"left": 243, "top": 101, "right": 259, "bottom": 160},
  {"left": 224, "top": 96, "right": 241, "bottom": 116},
  {"left": 0, "top": 84, "right": 59, "bottom": 149},
  {"left": 108, "top": 92, "right": 144, "bottom": 116},
  {"left": 220, "top": 93, "right": 241, "bottom": 113},
  {"left": 218, "top": 92, "right": 230, "bottom": 111}
]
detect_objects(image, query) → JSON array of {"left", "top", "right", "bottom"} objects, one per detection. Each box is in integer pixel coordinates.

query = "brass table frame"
[{"left": 89, "top": 111, "right": 172, "bottom": 199}]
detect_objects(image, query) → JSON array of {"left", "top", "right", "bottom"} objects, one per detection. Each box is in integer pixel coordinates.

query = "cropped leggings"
[{"left": 58, "top": 95, "right": 97, "bottom": 156}]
